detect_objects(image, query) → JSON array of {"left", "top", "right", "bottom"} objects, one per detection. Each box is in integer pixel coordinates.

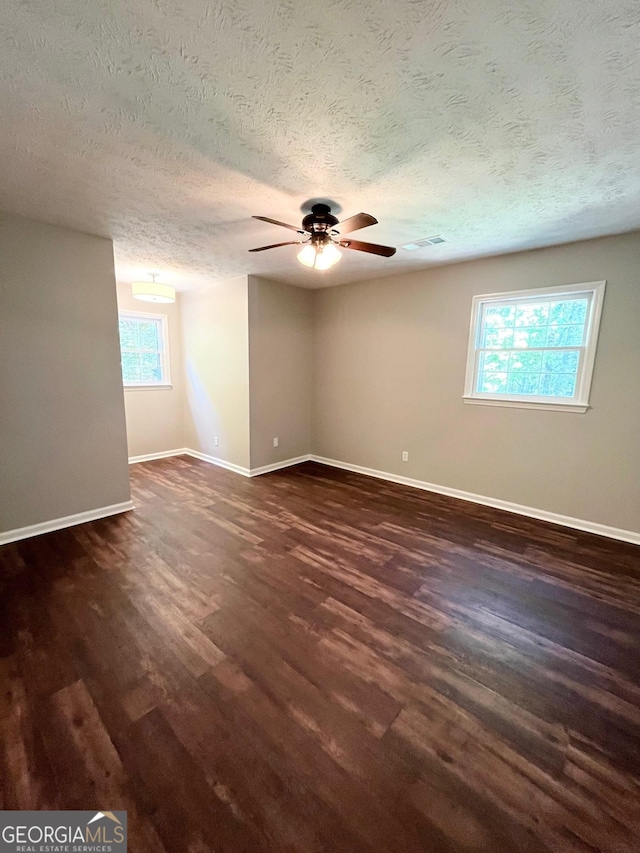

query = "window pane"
[
  {"left": 514, "top": 302, "right": 549, "bottom": 327},
  {"left": 140, "top": 352, "right": 162, "bottom": 382},
  {"left": 119, "top": 319, "right": 139, "bottom": 351},
  {"left": 540, "top": 373, "right": 576, "bottom": 397},
  {"left": 478, "top": 372, "right": 508, "bottom": 393},
  {"left": 508, "top": 351, "right": 543, "bottom": 373},
  {"left": 482, "top": 327, "right": 514, "bottom": 348},
  {"left": 119, "top": 314, "right": 167, "bottom": 384},
  {"left": 549, "top": 298, "right": 588, "bottom": 325},
  {"left": 484, "top": 305, "right": 515, "bottom": 328},
  {"left": 479, "top": 352, "right": 510, "bottom": 372},
  {"left": 138, "top": 320, "right": 161, "bottom": 351},
  {"left": 542, "top": 350, "right": 580, "bottom": 374},
  {"left": 512, "top": 327, "right": 547, "bottom": 348},
  {"left": 546, "top": 325, "right": 584, "bottom": 347},
  {"left": 507, "top": 373, "right": 540, "bottom": 395},
  {"left": 122, "top": 352, "right": 141, "bottom": 382}
]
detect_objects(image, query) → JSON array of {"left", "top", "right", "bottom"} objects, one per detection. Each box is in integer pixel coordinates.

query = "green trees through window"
[
  {"left": 118, "top": 314, "right": 167, "bottom": 385},
  {"left": 477, "top": 297, "right": 589, "bottom": 398}
]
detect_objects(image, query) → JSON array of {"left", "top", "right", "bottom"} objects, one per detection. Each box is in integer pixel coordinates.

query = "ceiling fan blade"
[
  {"left": 248, "top": 241, "right": 301, "bottom": 252},
  {"left": 339, "top": 238, "right": 396, "bottom": 257},
  {"left": 336, "top": 212, "right": 378, "bottom": 234},
  {"left": 253, "top": 215, "right": 304, "bottom": 234}
]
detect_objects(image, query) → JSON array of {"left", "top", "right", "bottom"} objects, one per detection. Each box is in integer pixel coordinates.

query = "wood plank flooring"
[{"left": 1, "top": 456, "right": 640, "bottom": 852}]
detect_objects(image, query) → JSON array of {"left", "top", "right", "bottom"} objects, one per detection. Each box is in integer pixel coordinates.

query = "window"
[
  {"left": 463, "top": 281, "right": 605, "bottom": 412},
  {"left": 118, "top": 310, "right": 171, "bottom": 389}
]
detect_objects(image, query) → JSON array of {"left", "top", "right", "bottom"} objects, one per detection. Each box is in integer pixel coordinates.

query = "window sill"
[
  {"left": 462, "top": 396, "right": 589, "bottom": 414},
  {"left": 124, "top": 384, "right": 173, "bottom": 391}
]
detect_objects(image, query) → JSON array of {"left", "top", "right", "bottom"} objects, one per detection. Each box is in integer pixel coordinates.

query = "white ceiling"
[{"left": 1, "top": 0, "right": 639, "bottom": 290}]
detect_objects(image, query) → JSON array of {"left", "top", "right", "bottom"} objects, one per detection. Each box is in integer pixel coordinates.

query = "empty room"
[{"left": 1, "top": 1, "right": 639, "bottom": 851}]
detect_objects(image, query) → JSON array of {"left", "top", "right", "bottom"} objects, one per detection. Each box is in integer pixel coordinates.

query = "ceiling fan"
[{"left": 249, "top": 203, "right": 396, "bottom": 270}]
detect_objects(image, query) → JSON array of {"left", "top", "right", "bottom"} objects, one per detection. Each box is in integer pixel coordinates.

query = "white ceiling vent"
[{"left": 401, "top": 236, "right": 447, "bottom": 250}]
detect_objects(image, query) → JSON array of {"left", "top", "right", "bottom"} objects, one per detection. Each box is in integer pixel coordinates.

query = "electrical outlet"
[
  {"left": 273, "top": 437, "right": 279, "bottom": 447},
  {"left": 214, "top": 436, "right": 219, "bottom": 447},
  {"left": 402, "top": 451, "right": 409, "bottom": 462}
]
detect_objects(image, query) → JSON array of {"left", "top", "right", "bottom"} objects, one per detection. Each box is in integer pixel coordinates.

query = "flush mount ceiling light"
[
  {"left": 249, "top": 203, "right": 396, "bottom": 271},
  {"left": 132, "top": 272, "right": 175, "bottom": 304}
]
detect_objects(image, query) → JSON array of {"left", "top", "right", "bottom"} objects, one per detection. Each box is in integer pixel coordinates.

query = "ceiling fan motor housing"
[{"left": 302, "top": 203, "right": 339, "bottom": 234}]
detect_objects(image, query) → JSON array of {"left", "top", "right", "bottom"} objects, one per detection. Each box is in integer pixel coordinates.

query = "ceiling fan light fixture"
[
  {"left": 251, "top": 204, "right": 395, "bottom": 262},
  {"left": 296, "top": 244, "right": 317, "bottom": 268},
  {"left": 132, "top": 273, "right": 176, "bottom": 303},
  {"left": 297, "top": 241, "right": 342, "bottom": 270}
]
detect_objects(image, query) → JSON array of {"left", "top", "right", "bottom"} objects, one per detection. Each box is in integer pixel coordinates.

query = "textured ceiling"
[{"left": 1, "top": 0, "right": 640, "bottom": 290}]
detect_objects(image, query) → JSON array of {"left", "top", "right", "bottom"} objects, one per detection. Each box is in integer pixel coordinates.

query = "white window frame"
[
  {"left": 463, "top": 281, "right": 606, "bottom": 413},
  {"left": 119, "top": 309, "right": 172, "bottom": 390}
]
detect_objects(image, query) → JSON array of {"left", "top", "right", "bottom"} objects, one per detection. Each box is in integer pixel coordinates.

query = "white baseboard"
[
  {"left": 249, "top": 454, "right": 312, "bottom": 477},
  {"left": 185, "top": 449, "right": 252, "bottom": 477},
  {"left": 0, "top": 500, "right": 135, "bottom": 546},
  {"left": 309, "top": 455, "right": 640, "bottom": 546},
  {"left": 129, "top": 448, "right": 189, "bottom": 464},
  {"left": 128, "top": 447, "right": 312, "bottom": 478}
]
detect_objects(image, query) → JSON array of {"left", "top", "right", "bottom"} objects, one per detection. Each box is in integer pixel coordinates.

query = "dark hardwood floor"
[{"left": 1, "top": 457, "right": 640, "bottom": 852}]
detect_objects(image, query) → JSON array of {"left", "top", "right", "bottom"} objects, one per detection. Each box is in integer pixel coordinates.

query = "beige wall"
[
  {"left": 181, "top": 276, "right": 251, "bottom": 469},
  {"left": 312, "top": 231, "right": 640, "bottom": 534},
  {"left": 0, "top": 213, "right": 130, "bottom": 533},
  {"left": 2, "top": 215, "right": 634, "bottom": 538},
  {"left": 116, "top": 283, "right": 185, "bottom": 459},
  {"left": 248, "top": 276, "right": 313, "bottom": 470}
]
